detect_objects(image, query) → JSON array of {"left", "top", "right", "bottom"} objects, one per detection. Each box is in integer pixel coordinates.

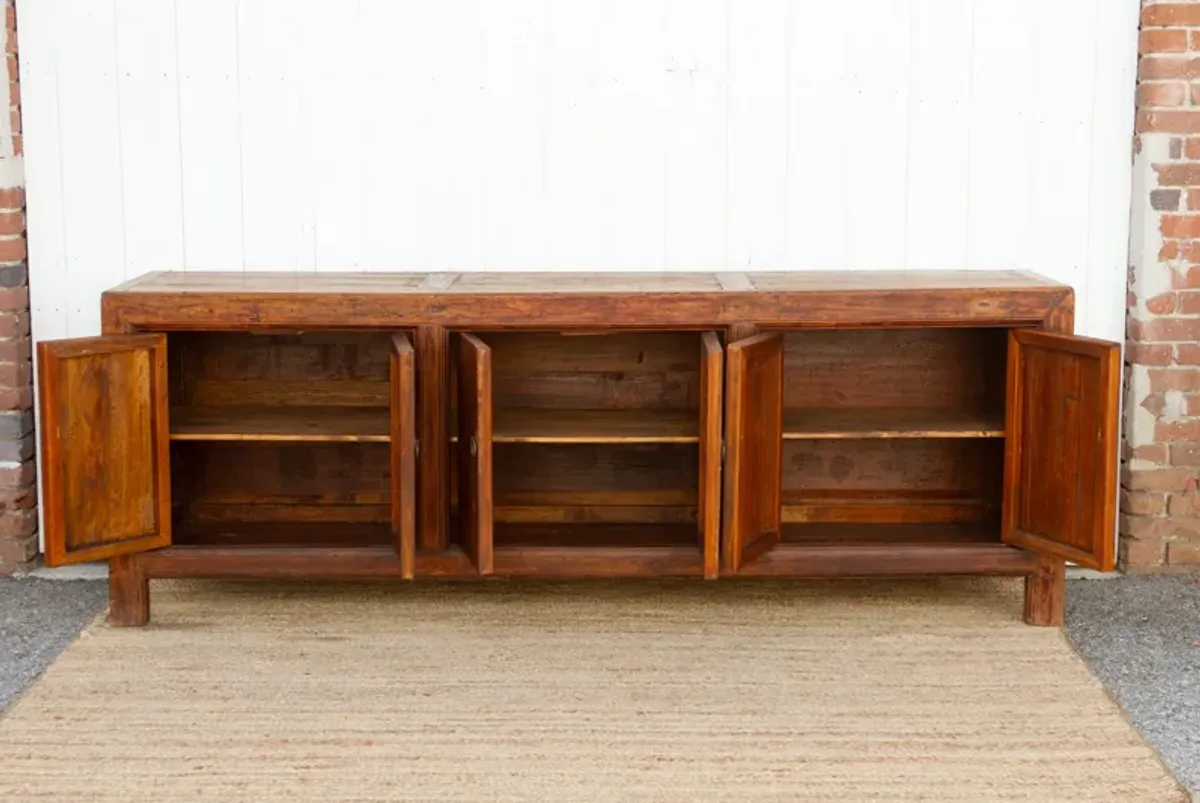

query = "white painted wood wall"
[{"left": 18, "top": 0, "right": 1139, "bottom": 343}]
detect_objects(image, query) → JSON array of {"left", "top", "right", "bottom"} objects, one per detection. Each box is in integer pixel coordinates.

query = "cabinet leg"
[
  {"left": 108, "top": 555, "right": 150, "bottom": 627},
  {"left": 1023, "top": 556, "right": 1065, "bottom": 627}
]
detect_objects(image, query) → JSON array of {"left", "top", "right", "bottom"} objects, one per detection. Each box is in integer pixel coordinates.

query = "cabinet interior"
[
  {"left": 774, "top": 327, "right": 1008, "bottom": 545},
  {"left": 166, "top": 331, "right": 400, "bottom": 548},
  {"left": 455, "top": 330, "right": 709, "bottom": 552}
]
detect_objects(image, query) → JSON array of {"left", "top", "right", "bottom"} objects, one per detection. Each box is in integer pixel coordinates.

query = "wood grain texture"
[
  {"left": 105, "top": 271, "right": 1067, "bottom": 330},
  {"left": 172, "top": 442, "right": 390, "bottom": 526},
  {"left": 779, "top": 328, "right": 1008, "bottom": 412},
  {"left": 489, "top": 331, "right": 701, "bottom": 411},
  {"left": 136, "top": 546, "right": 477, "bottom": 580},
  {"left": 734, "top": 542, "right": 1039, "bottom": 578},
  {"left": 1023, "top": 555, "right": 1066, "bottom": 627},
  {"left": 698, "top": 332, "right": 723, "bottom": 579},
  {"left": 492, "top": 444, "right": 698, "bottom": 498},
  {"left": 780, "top": 522, "right": 999, "bottom": 545},
  {"left": 169, "top": 406, "right": 390, "bottom": 442},
  {"left": 416, "top": 326, "right": 448, "bottom": 552},
  {"left": 489, "top": 447, "right": 697, "bottom": 526},
  {"left": 780, "top": 439, "right": 1003, "bottom": 526},
  {"left": 67, "top": 272, "right": 1116, "bottom": 615},
  {"left": 391, "top": 333, "right": 416, "bottom": 579},
  {"left": 491, "top": 545, "right": 705, "bottom": 578},
  {"left": 116, "top": 270, "right": 1066, "bottom": 294},
  {"left": 493, "top": 523, "right": 697, "bottom": 548},
  {"left": 782, "top": 438, "right": 1004, "bottom": 492},
  {"left": 186, "top": 380, "right": 390, "bottom": 408},
  {"left": 173, "top": 521, "right": 391, "bottom": 548},
  {"left": 722, "top": 333, "right": 783, "bottom": 572},
  {"left": 488, "top": 409, "right": 697, "bottom": 443},
  {"left": 782, "top": 408, "right": 1005, "bottom": 440},
  {"left": 139, "top": 546, "right": 404, "bottom": 579},
  {"left": 168, "top": 330, "right": 393, "bottom": 408},
  {"left": 493, "top": 505, "right": 695, "bottom": 525},
  {"left": 106, "top": 554, "right": 150, "bottom": 627},
  {"left": 38, "top": 335, "right": 172, "bottom": 566},
  {"left": 185, "top": 504, "right": 390, "bottom": 525},
  {"left": 1002, "top": 330, "right": 1119, "bottom": 571},
  {"left": 457, "top": 333, "right": 494, "bottom": 574},
  {"left": 781, "top": 498, "right": 995, "bottom": 525}
]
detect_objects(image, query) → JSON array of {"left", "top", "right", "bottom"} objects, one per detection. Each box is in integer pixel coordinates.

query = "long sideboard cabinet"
[{"left": 35, "top": 271, "right": 1119, "bottom": 628}]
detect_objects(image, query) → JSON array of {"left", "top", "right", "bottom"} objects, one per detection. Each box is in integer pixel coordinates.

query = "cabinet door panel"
[
  {"left": 1003, "top": 330, "right": 1119, "bottom": 570},
  {"left": 38, "top": 335, "right": 171, "bottom": 566},
  {"left": 457, "top": 334, "right": 494, "bottom": 574},
  {"left": 722, "top": 332, "right": 783, "bottom": 572},
  {"left": 698, "top": 332, "right": 723, "bottom": 579},
  {"left": 390, "top": 333, "right": 416, "bottom": 578}
]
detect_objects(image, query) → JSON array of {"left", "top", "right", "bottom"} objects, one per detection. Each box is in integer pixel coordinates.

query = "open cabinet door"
[
  {"left": 390, "top": 334, "right": 417, "bottom": 579},
  {"left": 457, "top": 333, "right": 494, "bottom": 575},
  {"left": 1003, "top": 330, "right": 1120, "bottom": 570},
  {"left": 722, "top": 332, "right": 783, "bottom": 573},
  {"left": 38, "top": 335, "right": 171, "bottom": 566},
  {"left": 698, "top": 332, "right": 723, "bottom": 579}
]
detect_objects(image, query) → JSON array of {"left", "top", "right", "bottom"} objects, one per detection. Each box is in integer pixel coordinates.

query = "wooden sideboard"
[{"left": 35, "top": 271, "right": 1119, "bottom": 628}]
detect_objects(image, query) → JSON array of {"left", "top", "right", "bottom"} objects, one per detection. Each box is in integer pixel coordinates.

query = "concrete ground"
[
  {"left": 0, "top": 577, "right": 107, "bottom": 710},
  {"left": 0, "top": 574, "right": 1195, "bottom": 795},
  {"left": 1066, "top": 574, "right": 1200, "bottom": 796}
]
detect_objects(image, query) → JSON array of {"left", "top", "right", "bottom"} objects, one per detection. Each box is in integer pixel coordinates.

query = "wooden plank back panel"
[
  {"left": 781, "top": 439, "right": 1003, "bottom": 525},
  {"left": 779, "top": 328, "right": 1007, "bottom": 411},
  {"left": 490, "top": 443, "right": 699, "bottom": 529},
  {"left": 782, "top": 439, "right": 1004, "bottom": 494},
  {"left": 188, "top": 381, "right": 390, "bottom": 408},
  {"left": 486, "top": 331, "right": 701, "bottom": 411},
  {"left": 38, "top": 335, "right": 171, "bottom": 565},
  {"left": 493, "top": 443, "right": 698, "bottom": 493},
  {"left": 170, "top": 331, "right": 394, "bottom": 408},
  {"left": 176, "top": 442, "right": 390, "bottom": 524}
]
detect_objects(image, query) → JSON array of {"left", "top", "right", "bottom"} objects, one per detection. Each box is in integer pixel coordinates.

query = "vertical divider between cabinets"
[{"left": 416, "top": 326, "right": 449, "bottom": 553}]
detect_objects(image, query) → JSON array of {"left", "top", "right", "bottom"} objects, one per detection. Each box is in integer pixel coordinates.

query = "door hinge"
[
  {"left": 470, "top": 435, "right": 478, "bottom": 457},
  {"left": 720, "top": 439, "right": 726, "bottom": 462},
  {"left": 414, "top": 438, "right": 421, "bottom": 458}
]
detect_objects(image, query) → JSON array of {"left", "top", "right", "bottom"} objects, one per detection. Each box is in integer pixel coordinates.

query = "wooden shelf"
[
  {"left": 492, "top": 523, "right": 703, "bottom": 578},
  {"left": 782, "top": 407, "right": 1005, "bottom": 440},
  {"left": 173, "top": 521, "right": 392, "bottom": 548},
  {"left": 458, "top": 409, "right": 699, "bottom": 444},
  {"left": 780, "top": 522, "right": 1000, "bottom": 545},
  {"left": 494, "top": 522, "right": 698, "bottom": 548},
  {"left": 170, "top": 406, "right": 390, "bottom": 443}
]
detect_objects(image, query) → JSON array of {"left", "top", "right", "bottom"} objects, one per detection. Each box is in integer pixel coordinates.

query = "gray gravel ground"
[
  {"left": 0, "top": 575, "right": 1196, "bottom": 797},
  {"left": 0, "top": 577, "right": 107, "bottom": 710},
  {"left": 1067, "top": 575, "right": 1200, "bottom": 796}
]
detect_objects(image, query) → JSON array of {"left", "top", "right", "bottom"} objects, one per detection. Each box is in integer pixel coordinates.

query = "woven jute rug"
[{"left": 0, "top": 578, "right": 1186, "bottom": 802}]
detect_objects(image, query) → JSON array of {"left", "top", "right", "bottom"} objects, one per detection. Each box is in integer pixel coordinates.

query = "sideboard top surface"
[
  {"left": 111, "top": 269, "right": 1065, "bottom": 295},
  {"left": 101, "top": 270, "right": 1072, "bottom": 330}
]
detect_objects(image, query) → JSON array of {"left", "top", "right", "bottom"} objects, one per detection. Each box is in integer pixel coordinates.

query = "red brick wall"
[
  {"left": 1126, "top": 1, "right": 1200, "bottom": 570},
  {"left": 0, "top": 0, "right": 31, "bottom": 573}
]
